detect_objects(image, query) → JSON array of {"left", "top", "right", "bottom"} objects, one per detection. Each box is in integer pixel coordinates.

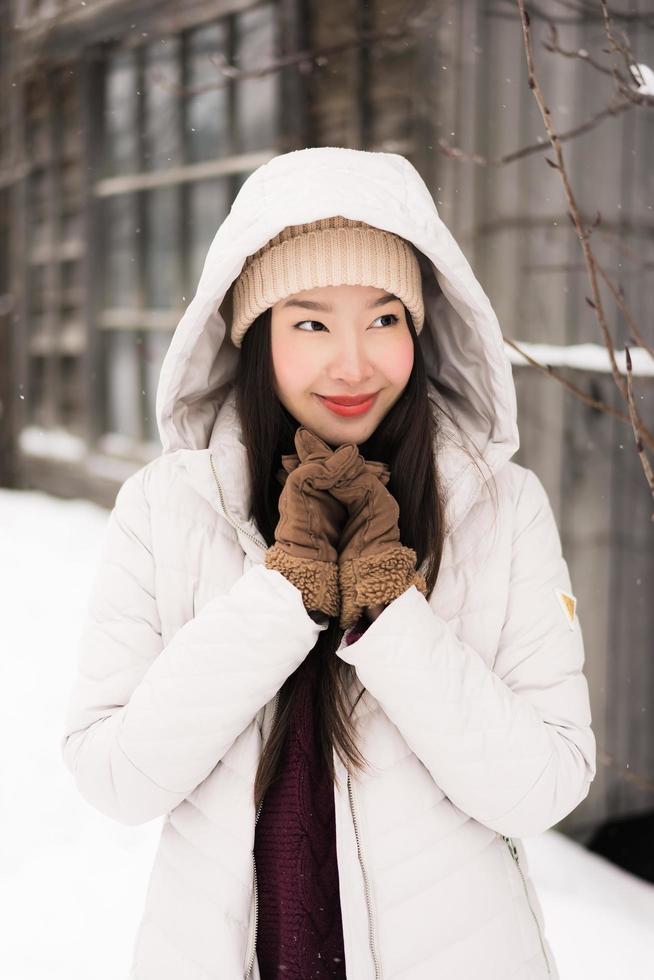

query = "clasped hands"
[{"left": 264, "top": 426, "right": 428, "bottom": 631}]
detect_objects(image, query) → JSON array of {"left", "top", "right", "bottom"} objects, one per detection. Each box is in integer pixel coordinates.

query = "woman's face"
[{"left": 270, "top": 284, "right": 415, "bottom": 447}]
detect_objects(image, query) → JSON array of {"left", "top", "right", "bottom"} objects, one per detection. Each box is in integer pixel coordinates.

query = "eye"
[
  {"left": 294, "top": 313, "right": 399, "bottom": 332},
  {"left": 372, "top": 313, "right": 399, "bottom": 327}
]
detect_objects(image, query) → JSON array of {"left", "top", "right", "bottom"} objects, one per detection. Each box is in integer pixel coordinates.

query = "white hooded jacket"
[{"left": 61, "top": 146, "right": 596, "bottom": 980}]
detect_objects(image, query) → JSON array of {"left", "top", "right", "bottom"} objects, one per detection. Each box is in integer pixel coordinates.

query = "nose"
[{"left": 326, "top": 333, "right": 375, "bottom": 386}]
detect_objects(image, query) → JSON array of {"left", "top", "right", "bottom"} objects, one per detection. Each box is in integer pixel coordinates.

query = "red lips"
[
  {"left": 316, "top": 392, "right": 379, "bottom": 417},
  {"left": 318, "top": 392, "right": 379, "bottom": 405}
]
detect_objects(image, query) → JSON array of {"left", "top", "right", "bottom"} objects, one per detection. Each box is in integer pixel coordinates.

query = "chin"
[
  {"left": 287, "top": 395, "right": 385, "bottom": 446},
  {"left": 313, "top": 416, "right": 377, "bottom": 448}
]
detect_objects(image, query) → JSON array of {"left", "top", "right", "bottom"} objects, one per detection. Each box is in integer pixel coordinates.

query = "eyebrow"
[{"left": 280, "top": 292, "right": 400, "bottom": 312}]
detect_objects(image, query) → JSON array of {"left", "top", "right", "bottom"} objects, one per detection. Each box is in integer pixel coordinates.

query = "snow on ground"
[{"left": 1, "top": 486, "right": 652, "bottom": 980}]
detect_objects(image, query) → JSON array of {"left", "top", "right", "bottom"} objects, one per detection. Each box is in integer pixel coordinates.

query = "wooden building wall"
[
  {"left": 305, "top": 0, "right": 654, "bottom": 835},
  {"left": 434, "top": 1, "right": 654, "bottom": 837}
]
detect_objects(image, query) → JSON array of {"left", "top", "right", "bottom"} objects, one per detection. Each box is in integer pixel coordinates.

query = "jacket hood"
[{"left": 155, "top": 146, "right": 519, "bottom": 538}]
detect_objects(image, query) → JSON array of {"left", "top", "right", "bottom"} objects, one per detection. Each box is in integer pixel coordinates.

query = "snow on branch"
[{"left": 505, "top": 341, "right": 654, "bottom": 377}]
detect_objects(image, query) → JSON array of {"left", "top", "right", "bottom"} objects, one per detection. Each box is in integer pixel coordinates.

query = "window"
[
  {"left": 23, "top": 65, "right": 85, "bottom": 435},
  {"left": 96, "top": 4, "right": 280, "bottom": 451},
  {"left": 16, "top": 2, "right": 280, "bottom": 462}
]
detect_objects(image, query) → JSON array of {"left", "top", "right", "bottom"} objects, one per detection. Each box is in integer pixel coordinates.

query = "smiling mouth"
[
  {"left": 316, "top": 392, "right": 380, "bottom": 405},
  {"left": 315, "top": 392, "right": 379, "bottom": 417}
]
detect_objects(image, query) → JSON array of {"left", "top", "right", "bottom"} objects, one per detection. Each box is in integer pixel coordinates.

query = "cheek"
[
  {"left": 385, "top": 335, "right": 414, "bottom": 386},
  {"left": 272, "top": 336, "right": 313, "bottom": 397}
]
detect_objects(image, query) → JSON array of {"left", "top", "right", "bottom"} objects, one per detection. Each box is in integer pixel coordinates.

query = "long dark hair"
[{"left": 234, "top": 303, "right": 487, "bottom": 810}]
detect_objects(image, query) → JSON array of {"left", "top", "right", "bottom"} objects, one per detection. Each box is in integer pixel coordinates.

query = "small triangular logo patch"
[{"left": 555, "top": 588, "right": 577, "bottom": 630}]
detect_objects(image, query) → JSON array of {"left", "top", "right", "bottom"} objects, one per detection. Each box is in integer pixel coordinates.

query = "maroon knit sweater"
[{"left": 252, "top": 622, "right": 367, "bottom": 979}]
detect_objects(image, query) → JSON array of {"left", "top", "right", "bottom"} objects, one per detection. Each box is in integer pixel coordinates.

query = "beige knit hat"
[{"left": 230, "top": 215, "right": 424, "bottom": 348}]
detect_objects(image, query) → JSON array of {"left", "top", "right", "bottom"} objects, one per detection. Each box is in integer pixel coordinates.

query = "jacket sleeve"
[
  {"left": 337, "top": 467, "right": 596, "bottom": 837},
  {"left": 60, "top": 465, "right": 326, "bottom": 826}
]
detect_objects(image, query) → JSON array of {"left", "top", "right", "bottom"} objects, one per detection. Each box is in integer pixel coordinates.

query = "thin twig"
[
  {"left": 437, "top": 99, "right": 632, "bottom": 167},
  {"left": 592, "top": 228, "right": 654, "bottom": 268},
  {"left": 601, "top": 0, "right": 635, "bottom": 76},
  {"left": 516, "top": 4, "right": 634, "bottom": 401},
  {"left": 543, "top": 22, "right": 613, "bottom": 77},
  {"left": 596, "top": 264, "right": 654, "bottom": 362},
  {"left": 515, "top": 0, "right": 654, "bottom": 483},
  {"left": 625, "top": 347, "right": 654, "bottom": 521},
  {"left": 490, "top": 0, "right": 654, "bottom": 28},
  {"left": 596, "top": 745, "right": 654, "bottom": 794},
  {"left": 503, "top": 336, "right": 638, "bottom": 428},
  {"left": 152, "top": 18, "right": 429, "bottom": 97},
  {"left": 599, "top": 0, "right": 654, "bottom": 108},
  {"left": 502, "top": 100, "right": 632, "bottom": 163}
]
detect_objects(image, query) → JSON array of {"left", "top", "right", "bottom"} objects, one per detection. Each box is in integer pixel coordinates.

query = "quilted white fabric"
[{"left": 60, "top": 146, "right": 596, "bottom": 979}]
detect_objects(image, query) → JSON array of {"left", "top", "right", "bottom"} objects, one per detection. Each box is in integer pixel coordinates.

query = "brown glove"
[
  {"left": 328, "top": 453, "right": 428, "bottom": 631},
  {"left": 264, "top": 427, "right": 362, "bottom": 619}
]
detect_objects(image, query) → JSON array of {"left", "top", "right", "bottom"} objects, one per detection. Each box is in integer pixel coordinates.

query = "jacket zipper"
[
  {"left": 244, "top": 690, "right": 280, "bottom": 979},
  {"left": 347, "top": 769, "right": 382, "bottom": 980},
  {"left": 213, "top": 452, "right": 379, "bottom": 976},
  {"left": 209, "top": 450, "right": 267, "bottom": 977},
  {"left": 208, "top": 453, "right": 267, "bottom": 551},
  {"left": 501, "top": 836, "right": 551, "bottom": 975}
]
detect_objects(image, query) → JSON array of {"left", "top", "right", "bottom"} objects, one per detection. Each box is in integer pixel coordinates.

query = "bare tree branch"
[
  {"left": 490, "top": 0, "right": 654, "bottom": 28},
  {"left": 598, "top": 0, "right": 654, "bottom": 108},
  {"left": 152, "top": 7, "right": 434, "bottom": 98},
  {"left": 515, "top": 0, "right": 654, "bottom": 496},
  {"left": 543, "top": 22, "right": 614, "bottom": 76},
  {"left": 596, "top": 745, "right": 654, "bottom": 794},
  {"left": 592, "top": 228, "right": 654, "bottom": 269},
  {"left": 596, "top": 263, "right": 654, "bottom": 362},
  {"left": 625, "top": 347, "right": 654, "bottom": 520},
  {"left": 517, "top": 2, "right": 625, "bottom": 392},
  {"left": 437, "top": 99, "right": 633, "bottom": 167},
  {"left": 503, "top": 335, "right": 636, "bottom": 425}
]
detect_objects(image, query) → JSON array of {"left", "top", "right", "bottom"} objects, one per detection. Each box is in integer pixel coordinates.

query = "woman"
[{"left": 60, "top": 146, "right": 596, "bottom": 980}]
